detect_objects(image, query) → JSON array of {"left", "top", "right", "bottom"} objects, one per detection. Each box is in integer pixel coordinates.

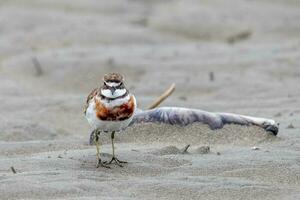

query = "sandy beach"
[{"left": 0, "top": 0, "right": 300, "bottom": 199}]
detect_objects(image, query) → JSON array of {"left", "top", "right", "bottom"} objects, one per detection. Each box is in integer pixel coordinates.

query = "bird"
[{"left": 84, "top": 73, "right": 136, "bottom": 168}]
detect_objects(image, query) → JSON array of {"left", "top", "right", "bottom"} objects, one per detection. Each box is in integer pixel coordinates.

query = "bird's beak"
[{"left": 111, "top": 87, "right": 116, "bottom": 95}]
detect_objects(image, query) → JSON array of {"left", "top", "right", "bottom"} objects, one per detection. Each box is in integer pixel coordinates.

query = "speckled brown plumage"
[
  {"left": 84, "top": 88, "right": 98, "bottom": 115},
  {"left": 103, "top": 73, "right": 124, "bottom": 83}
]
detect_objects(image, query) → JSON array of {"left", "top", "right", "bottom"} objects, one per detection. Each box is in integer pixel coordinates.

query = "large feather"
[{"left": 130, "top": 107, "right": 279, "bottom": 135}]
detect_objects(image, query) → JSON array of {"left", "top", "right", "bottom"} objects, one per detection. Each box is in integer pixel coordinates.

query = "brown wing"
[{"left": 84, "top": 88, "right": 99, "bottom": 115}]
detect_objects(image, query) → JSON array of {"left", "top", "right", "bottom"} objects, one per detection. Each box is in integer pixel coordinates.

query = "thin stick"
[
  {"left": 10, "top": 166, "right": 16, "bottom": 174},
  {"left": 147, "top": 83, "right": 175, "bottom": 109},
  {"left": 181, "top": 144, "right": 191, "bottom": 154}
]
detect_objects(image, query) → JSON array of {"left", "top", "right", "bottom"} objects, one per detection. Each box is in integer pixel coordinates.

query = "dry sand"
[{"left": 0, "top": 0, "right": 300, "bottom": 199}]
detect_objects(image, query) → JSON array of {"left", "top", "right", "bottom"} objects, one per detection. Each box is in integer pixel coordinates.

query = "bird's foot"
[
  {"left": 96, "top": 159, "right": 111, "bottom": 169},
  {"left": 104, "top": 157, "right": 127, "bottom": 167}
]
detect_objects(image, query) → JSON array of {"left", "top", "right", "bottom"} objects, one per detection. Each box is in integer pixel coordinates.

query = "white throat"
[
  {"left": 98, "top": 93, "right": 131, "bottom": 108},
  {"left": 101, "top": 88, "right": 127, "bottom": 99}
]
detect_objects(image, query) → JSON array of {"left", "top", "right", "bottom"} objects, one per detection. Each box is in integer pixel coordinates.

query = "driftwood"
[{"left": 147, "top": 83, "right": 175, "bottom": 109}]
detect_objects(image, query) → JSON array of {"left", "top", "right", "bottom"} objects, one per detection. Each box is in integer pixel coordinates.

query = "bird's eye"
[{"left": 103, "top": 84, "right": 108, "bottom": 89}]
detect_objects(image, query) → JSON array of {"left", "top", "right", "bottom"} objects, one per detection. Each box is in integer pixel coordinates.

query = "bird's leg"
[
  {"left": 105, "top": 131, "right": 127, "bottom": 167},
  {"left": 89, "top": 130, "right": 96, "bottom": 145},
  {"left": 94, "top": 130, "right": 110, "bottom": 168}
]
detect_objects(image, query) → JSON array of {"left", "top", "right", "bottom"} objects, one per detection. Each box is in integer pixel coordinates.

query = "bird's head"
[{"left": 100, "top": 73, "right": 128, "bottom": 99}]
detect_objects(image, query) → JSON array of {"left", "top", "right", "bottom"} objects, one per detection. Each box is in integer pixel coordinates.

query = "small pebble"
[
  {"left": 209, "top": 72, "right": 215, "bottom": 82},
  {"left": 274, "top": 112, "right": 282, "bottom": 117},
  {"left": 106, "top": 57, "right": 115, "bottom": 66},
  {"left": 286, "top": 123, "right": 295, "bottom": 129},
  {"left": 179, "top": 96, "right": 187, "bottom": 101},
  {"left": 196, "top": 146, "right": 210, "bottom": 154}
]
